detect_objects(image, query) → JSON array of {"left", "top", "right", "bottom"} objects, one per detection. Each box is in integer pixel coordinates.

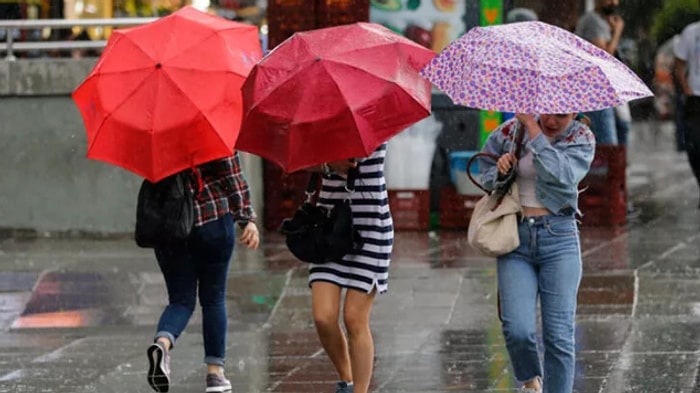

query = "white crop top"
[{"left": 516, "top": 152, "right": 545, "bottom": 208}]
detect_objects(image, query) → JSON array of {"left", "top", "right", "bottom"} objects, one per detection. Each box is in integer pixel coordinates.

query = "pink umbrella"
[{"left": 420, "top": 21, "right": 653, "bottom": 113}]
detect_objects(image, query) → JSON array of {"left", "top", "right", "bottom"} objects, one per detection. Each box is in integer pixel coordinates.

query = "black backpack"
[{"left": 135, "top": 171, "right": 195, "bottom": 248}]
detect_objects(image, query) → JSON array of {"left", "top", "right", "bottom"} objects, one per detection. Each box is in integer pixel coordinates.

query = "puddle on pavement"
[
  {"left": 11, "top": 271, "right": 121, "bottom": 328},
  {"left": 5, "top": 268, "right": 289, "bottom": 330}
]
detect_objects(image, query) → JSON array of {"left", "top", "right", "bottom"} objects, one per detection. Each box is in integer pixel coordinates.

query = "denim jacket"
[{"left": 478, "top": 118, "right": 596, "bottom": 215}]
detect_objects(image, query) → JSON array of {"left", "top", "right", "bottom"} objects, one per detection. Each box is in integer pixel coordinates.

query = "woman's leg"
[
  {"left": 147, "top": 241, "right": 196, "bottom": 392},
  {"left": 537, "top": 216, "right": 582, "bottom": 393},
  {"left": 311, "top": 282, "right": 352, "bottom": 383},
  {"left": 192, "top": 215, "right": 235, "bottom": 372},
  {"left": 154, "top": 241, "right": 198, "bottom": 347},
  {"left": 497, "top": 222, "right": 542, "bottom": 387},
  {"left": 343, "top": 288, "right": 376, "bottom": 393}
]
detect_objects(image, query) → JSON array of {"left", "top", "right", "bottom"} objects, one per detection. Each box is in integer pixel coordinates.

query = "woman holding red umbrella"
[
  {"left": 234, "top": 22, "right": 434, "bottom": 393},
  {"left": 70, "top": 6, "right": 266, "bottom": 392},
  {"left": 146, "top": 153, "right": 260, "bottom": 393},
  {"left": 309, "top": 144, "right": 393, "bottom": 393}
]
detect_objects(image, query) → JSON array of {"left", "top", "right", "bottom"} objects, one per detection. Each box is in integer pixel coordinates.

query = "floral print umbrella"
[{"left": 420, "top": 21, "right": 653, "bottom": 114}]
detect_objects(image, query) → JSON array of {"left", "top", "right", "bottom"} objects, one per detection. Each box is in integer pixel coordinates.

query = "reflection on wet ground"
[
  {"left": 1, "top": 126, "right": 700, "bottom": 392},
  {"left": 1, "top": 189, "right": 700, "bottom": 393}
]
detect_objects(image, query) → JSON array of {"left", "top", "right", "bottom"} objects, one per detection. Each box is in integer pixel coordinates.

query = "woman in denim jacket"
[{"left": 478, "top": 113, "right": 595, "bottom": 393}]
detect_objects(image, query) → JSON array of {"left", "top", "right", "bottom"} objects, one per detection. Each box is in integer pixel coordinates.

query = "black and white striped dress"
[{"left": 308, "top": 143, "right": 394, "bottom": 294}]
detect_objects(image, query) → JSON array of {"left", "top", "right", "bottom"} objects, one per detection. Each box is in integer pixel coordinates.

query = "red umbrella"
[
  {"left": 236, "top": 22, "right": 435, "bottom": 173},
  {"left": 72, "top": 6, "right": 262, "bottom": 182}
]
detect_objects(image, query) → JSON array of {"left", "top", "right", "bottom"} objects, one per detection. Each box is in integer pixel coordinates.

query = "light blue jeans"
[
  {"left": 497, "top": 214, "right": 582, "bottom": 393},
  {"left": 584, "top": 108, "right": 617, "bottom": 145}
]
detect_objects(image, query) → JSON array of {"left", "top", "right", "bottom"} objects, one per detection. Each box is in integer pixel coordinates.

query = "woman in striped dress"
[{"left": 309, "top": 143, "right": 394, "bottom": 393}]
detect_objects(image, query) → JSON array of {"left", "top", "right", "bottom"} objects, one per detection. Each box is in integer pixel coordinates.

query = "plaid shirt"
[{"left": 188, "top": 152, "right": 256, "bottom": 227}]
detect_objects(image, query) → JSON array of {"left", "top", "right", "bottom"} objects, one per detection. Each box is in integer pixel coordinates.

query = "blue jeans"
[
  {"left": 497, "top": 215, "right": 582, "bottom": 393},
  {"left": 584, "top": 108, "right": 617, "bottom": 145},
  {"left": 615, "top": 117, "right": 630, "bottom": 146},
  {"left": 153, "top": 214, "right": 235, "bottom": 366}
]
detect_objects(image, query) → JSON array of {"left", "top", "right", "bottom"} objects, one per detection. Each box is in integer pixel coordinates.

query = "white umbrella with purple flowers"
[{"left": 420, "top": 21, "right": 653, "bottom": 114}]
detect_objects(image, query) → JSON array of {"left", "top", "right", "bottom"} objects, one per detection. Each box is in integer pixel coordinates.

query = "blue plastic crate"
[{"left": 449, "top": 151, "right": 482, "bottom": 195}]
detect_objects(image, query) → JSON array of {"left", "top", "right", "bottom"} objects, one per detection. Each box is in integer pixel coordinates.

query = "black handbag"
[
  {"left": 135, "top": 171, "right": 195, "bottom": 248},
  {"left": 279, "top": 169, "right": 362, "bottom": 264}
]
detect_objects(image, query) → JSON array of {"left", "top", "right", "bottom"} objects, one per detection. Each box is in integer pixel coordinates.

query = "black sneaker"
[
  {"left": 146, "top": 342, "right": 170, "bottom": 392},
  {"left": 205, "top": 373, "right": 232, "bottom": 393},
  {"left": 335, "top": 381, "right": 354, "bottom": 393}
]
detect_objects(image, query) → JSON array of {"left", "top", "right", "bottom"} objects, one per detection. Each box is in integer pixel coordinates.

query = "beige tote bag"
[{"left": 467, "top": 183, "right": 522, "bottom": 257}]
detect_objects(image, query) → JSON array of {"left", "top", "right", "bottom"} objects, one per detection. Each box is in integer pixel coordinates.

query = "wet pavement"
[{"left": 1, "top": 121, "right": 699, "bottom": 393}]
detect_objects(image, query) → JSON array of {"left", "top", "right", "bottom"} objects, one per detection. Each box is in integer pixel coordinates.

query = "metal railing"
[{"left": 0, "top": 18, "right": 158, "bottom": 60}]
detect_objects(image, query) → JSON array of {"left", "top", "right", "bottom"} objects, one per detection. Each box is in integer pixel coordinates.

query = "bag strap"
[
  {"left": 305, "top": 166, "right": 358, "bottom": 202},
  {"left": 345, "top": 167, "right": 358, "bottom": 193},
  {"left": 306, "top": 172, "right": 321, "bottom": 196}
]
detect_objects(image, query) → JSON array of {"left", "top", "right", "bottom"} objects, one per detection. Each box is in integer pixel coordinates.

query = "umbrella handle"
[{"left": 467, "top": 122, "right": 525, "bottom": 194}]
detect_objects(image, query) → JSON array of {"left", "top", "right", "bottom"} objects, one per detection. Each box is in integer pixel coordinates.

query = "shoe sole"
[
  {"left": 147, "top": 344, "right": 170, "bottom": 393},
  {"left": 205, "top": 384, "right": 232, "bottom": 393},
  {"left": 205, "top": 386, "right": 232, "bottom": 393}
]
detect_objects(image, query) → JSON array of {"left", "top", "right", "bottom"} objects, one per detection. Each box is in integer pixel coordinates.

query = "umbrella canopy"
[
  {"left": 236, "top": 22, "right": 435, "bottom": 173},
  {"left": 72, "top": 6, "right": 262, "bottom": 182},
  {"left": 421, "top": 21, "right": 653, "bottom": 114}
]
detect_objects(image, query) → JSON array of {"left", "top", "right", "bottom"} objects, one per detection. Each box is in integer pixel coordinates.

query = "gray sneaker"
[
  {"left": 205, "top": 373, "right": 232, "bottom": 393},
  {"left": 335, "top": 381, "right": 354, "bottom": 393},
  {"left": 146, "top": 342, "right": 170, "bottom": 392}
]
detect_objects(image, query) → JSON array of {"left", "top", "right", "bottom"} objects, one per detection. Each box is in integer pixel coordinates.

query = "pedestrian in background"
[
  {"left": 674, "top": 6, "right": 700, "bottom": 208},
  {"left": 575, "top": 0, "right": 625, "bottom": 145},
  {"left": 478, "top": 113, "right": 595, "bottom": 393},
  {"left": 146, "top": 152, "right": 260, "bottom": 393},
  {"left": 309, "top": 143, "right": 393, "bottom": 393}
]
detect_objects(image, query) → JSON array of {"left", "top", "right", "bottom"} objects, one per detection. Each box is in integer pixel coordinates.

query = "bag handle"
[
  {"left": 305, "top": 166, "right": 358, "bottom": 202},
  {"left": 466, "top": 152, "right": 499, "bottom": 194},
  {"left": 466, "top": 122, "right": 526, "bottom": 194}
]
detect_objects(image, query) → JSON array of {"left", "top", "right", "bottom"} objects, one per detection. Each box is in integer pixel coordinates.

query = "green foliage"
[{"left": 651, "top": 0, "right": 700, "bottom": 44}]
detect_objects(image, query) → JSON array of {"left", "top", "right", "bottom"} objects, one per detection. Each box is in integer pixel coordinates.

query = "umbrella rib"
[
  {"left": 79, "top": 74, "right": 112, "bottom": 155},
  {"left": 119, "top": 34, "right": 161, "bottom": 65},
  {"left": 158, "top": 69, "right": 231, "bottom": 152},
  {"left": 322, "top": 58, "right": 433, "bottom": 155},
  {"left": 123, "top": 26, "right": 215, "bottom": 65},
  {"left": 318, "top": 60, "right": 376, "bottom": 155},
  {"left": 165, "top": 66, "right": 246, "bottom": 79},
  {"left": 162, "top": 26, "right": 249, "bottom": 65},
  {"left": 247, "top": 38, "right": 315, "bottom": 113},
  {"left": 86, "top": 69, "right": 157, "bottom": 155},
  {"left": 328, "top": 41, "right": 406, "bottom": 69},
  {"left": 162, "top": 29, "right": 219, "bottom": 63},
  {"left": 90, "top": 67, "right": 157, "bottom": 76},
  {"left": 323, "top": 58, "right": 385, "bottom": 80}
]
